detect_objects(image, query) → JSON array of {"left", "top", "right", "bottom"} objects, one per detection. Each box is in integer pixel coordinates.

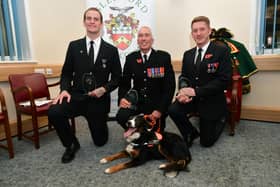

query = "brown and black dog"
[{"left": 100, "top": 114, "right": 191, "bottom": 177}]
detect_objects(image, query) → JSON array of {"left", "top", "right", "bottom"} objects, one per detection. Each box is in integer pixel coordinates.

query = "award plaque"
[
  {"left": 82, "top": 73, "right": 96, "bottom": 94},
  {"left": 178, "top": 76, "right": 191, "bottom": 89},
  {"left": 124, "top": 89, "right": 138, "bottom": 110}
]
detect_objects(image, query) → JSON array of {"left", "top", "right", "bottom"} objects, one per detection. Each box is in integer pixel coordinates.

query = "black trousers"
[
  {"left": 48, "top": 98, "right": 108, "bottom": 148},
  {"left": 116, "top": 104, "right": 166, "bottom": 132},
  {"left": 168, "top": 100, "right": 225, "bottom": 147}
]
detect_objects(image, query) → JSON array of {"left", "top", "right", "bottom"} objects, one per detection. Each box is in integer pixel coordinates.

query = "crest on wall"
[{"left": 105, "top": 6, "right": 139, "bottom": 50}]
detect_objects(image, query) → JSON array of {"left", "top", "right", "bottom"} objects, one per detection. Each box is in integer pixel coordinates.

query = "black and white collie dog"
[{"left": 100, "top": 114, "right": 191, "bottom": 177}]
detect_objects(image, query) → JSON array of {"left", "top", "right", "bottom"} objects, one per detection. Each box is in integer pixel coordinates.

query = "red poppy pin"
[
  {"left": 136, "top": 58, "right": 142, "bottom": 64},
  {"left": 205, "top": 54, "right": 213, "bottom": 59}
]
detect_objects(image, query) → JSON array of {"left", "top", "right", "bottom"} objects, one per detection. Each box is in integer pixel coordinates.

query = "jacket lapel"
[
  {"left": 202, "top": 41, "right": 214, "bottom": 62},
  {"left": 95, "top": 39, "right": 105, "bottom": 65},
  {"left": 136, "top": 51, "right": 143, "bottom": 64},
  {"left": 79, "top": 37, "right": 91, "bottom": 67},
  {"left": 81, "top": 37, "right": 88, "bottom": 57},
  {"left": 190, "top": 48, "right": 196, "bottom": 64}
]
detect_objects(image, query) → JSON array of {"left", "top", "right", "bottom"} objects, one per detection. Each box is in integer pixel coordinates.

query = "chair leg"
[
  {"left": 47, "top": 122, "right": 53, "bottom": 131},
  {"left": 3, "top": 119, "right": 14, "bottom": 158},
  {"left": 229, "top": 119, "right": 235, "bottom": 136},
  {"left": 228, "top": 111, "right": 237, "bottom": 136},
  {"left": 32, "top": 116, "right": 40, "bottom": 149},
  {"left": 16, "top": 113, "right": 22, "bottom": 140},
  {"left": 237, "top": 102, "right": 242, "bottom": 122}
]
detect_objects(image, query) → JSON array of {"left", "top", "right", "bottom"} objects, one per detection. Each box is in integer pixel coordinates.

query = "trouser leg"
[
  {"left": 199, "top": 117, "right": 226, "bottom": 147},
  {"left": 168, "top": 101, "right": 196, "bottom": 140},
  {"left": 86, "top": 112, "right": 109, "bottom": 146},
  {"left": 48, "top": 99, "right": 83, "bottom": 147}
]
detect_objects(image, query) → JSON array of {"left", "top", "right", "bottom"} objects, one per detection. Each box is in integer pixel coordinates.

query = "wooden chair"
[
  {"left": 0, "top": 88, "right": 14, "bottom": 158},
  {"left": 8, "top": 73, "right": 76, "bottom": 149},
  {"left": 225, "top": 69, "right": 242, "bottom": 136}
]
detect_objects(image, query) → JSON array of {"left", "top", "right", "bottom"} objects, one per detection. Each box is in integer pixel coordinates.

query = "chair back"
[
  {"left": 0, "top": 88, "right": 8, "bottom": 121},
  {"left": 0, "top": 88, "right": 14, "bottom": 158},
  {"left": 8, "top": 73, "right": 50, "bottom": 103}
]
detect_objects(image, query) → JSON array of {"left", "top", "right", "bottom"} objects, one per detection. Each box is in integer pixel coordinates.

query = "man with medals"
[
  {"left": 168, "top": 16, "right": 232, "bottom": 147},
  {"left": 116, "top": 26, "right": 176, "bottom": 131}
]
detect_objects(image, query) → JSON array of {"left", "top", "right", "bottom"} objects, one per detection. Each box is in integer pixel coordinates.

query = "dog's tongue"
[{"left": 124, "top": 128, "right": 136, "bottom": 138}]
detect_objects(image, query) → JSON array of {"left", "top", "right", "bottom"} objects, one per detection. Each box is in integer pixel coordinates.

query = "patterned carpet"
[{"left": 0, "top": 117, "right": 279, "bottom": 187}]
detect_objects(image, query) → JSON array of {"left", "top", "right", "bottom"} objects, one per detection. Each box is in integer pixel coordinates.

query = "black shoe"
[
  {"left": 186, "top": 129, "right": 200, "bottom": 147},
  {"left": 61, "top": 139, "right": 80, "bottom": 163}
]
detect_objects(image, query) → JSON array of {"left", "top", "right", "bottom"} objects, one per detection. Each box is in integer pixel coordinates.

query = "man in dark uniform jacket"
[
  {"left": 168, "top": 16, "right": 232, "bottom": 147},
  {"left": 48, "top": 7, "right": 122, "bottom": 163},
  {"left": 116, "top": 26, "right": 175, "bottom": 131}
]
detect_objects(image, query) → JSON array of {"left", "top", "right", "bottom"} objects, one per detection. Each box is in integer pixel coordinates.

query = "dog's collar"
[
  {"left": 143, "top": 115, "right": 161, "bottom": 133},
  {"left": 130, "top": 132, "right": 163, "bottom": 148}
]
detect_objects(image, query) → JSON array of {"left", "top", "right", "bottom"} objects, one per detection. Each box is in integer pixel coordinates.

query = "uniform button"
[
  {"left": 144, "top": 79, "right": 147, "bottom": 81},
  {"left": 144, "top": 70, "right": 146, "bottom": 73},
  {"left": 195, "top": 86, "right": 198, "bottom": 88},
  {"left": 195, "top": 77, "right": 199, "bottom": 80},
  {"left": 144, "top": 95, "right": 147, "bottom": 97}
]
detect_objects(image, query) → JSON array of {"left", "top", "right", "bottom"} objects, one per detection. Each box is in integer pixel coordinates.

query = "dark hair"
[
  {"left": 83, "top": 7, "right": 103, "bottom": 23},
  {"left": 191, "top": 16, "right": 210, "bottom": 27}
]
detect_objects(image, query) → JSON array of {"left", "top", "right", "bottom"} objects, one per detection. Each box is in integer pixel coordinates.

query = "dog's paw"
[
  {"left": 100, "top": 158, "right": 108, "bottom": 164},
  {"left": 104, "top": 168, "right": 113, "bottom": 174},
  {"left": 164, "top": 171, "right": 178, "bottom": 178},
  {"left": 159, "top": 163, "right": 167, "bottom": 169}
]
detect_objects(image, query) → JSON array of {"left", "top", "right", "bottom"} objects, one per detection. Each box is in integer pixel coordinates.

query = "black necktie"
[
  {"left": 195, "top": 48, "right": 202, "bottom": 70},
  {"left": 89, "top": 41, "right": 94, "bottom": 64},
  {"left": 143, "top": 54, "right": 148, "bottom": 64}
]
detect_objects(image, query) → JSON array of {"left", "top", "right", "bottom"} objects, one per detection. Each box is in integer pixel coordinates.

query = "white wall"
[
  {"left": 28, "top": 0, "right": 86, "bottom": 63},
  {"left": 28, "top": 0, "right": 253, "bottom": 62},
  {"left": 154, "top": 0, "right": 252, "bottom": 58},
  {"left": 243, "top": 72, "right": 280, "bottom": 106}
]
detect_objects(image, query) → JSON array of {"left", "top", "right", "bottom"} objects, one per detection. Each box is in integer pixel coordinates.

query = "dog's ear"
[{"left": 135, "top": 115, "right": 151, "bottom": 129}]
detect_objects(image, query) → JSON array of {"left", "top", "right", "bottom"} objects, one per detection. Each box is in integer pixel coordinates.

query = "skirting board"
[
  {"left": 0, "top": 116, "right": 49, "bottom": 140},
  {"left": 241, "top": 105, "right": 280, "bottom": 123}
]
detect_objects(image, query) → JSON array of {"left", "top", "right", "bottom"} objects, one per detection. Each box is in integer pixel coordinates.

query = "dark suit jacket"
[
  {"left": 180, "top": 41, "right": 232, "bottom": 120},
  {"left": 119, "top": 49, "right": 176, "bottom": 114},
  {"left": 60, "top": 37, "right": 122, "bottom": 113}
]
